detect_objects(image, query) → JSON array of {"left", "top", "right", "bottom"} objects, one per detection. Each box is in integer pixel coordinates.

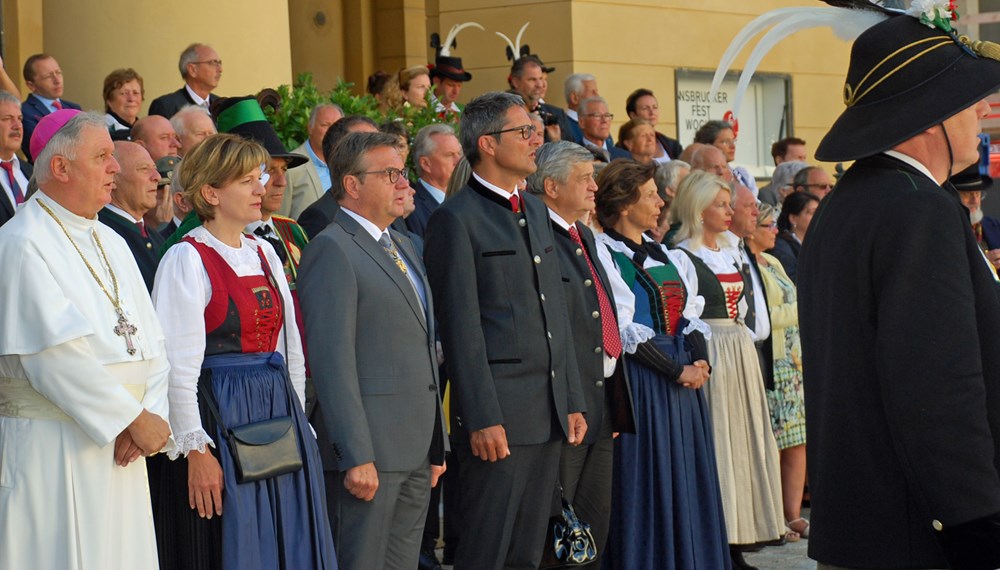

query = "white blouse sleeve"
[
  {"left": 261, "top": 242, "right": 307, "bottom": 411},
  {"left": 595, "top": 236, "right": 655, "bottom": 353},
  {"left": 152, "top": 243, "right": 213, "bottom": 458},
  {"left": 668, "top": 248, "right": 713, "bottom": 340}
]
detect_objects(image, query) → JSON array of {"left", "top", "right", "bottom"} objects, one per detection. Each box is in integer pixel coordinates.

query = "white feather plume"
[
  {"left": 440, "top": 22, "right": 485, "bottom": 57},
  {"left": 515, "top": 22, "right": 530, "bottom": 50},
  {"left": 496, "top": 23, "right": 532, "bottom": 61},
  {"left": 711, "top": 7, "right": 890, "bottom": 119},
  {"left": 496, "top": 31, "right": 517, "bottom": 58}
]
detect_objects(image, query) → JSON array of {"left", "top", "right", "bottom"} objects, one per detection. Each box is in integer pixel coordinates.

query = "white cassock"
[{"left": 0, "top": 192, "right": 171, "bottom": 570}]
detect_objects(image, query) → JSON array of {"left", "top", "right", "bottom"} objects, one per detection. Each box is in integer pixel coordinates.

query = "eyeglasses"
[
  {"left": 116, "top": 89, "right": 142, "bottom": 99},
  {"left": 584, "top": 113, "right": 614, "bottom": 121},
  {"left": 716, "top": 139, "right": 737, "bottom": 147},
  {"left": 758, "top": 221, "right": 777, "bottom": 229},
  {"left": 357, "top": 167, "right": 409, "bottom": 184},
  {"left": 805, "top": 183, "right": 834, "bottom": 190},
  {"left": 193, "top": 60, "right": 223, "bottom": 68},
  {"left": 486, "top": 124, "right": 537, "bottom": 140},
  {"left": 962, "top": 191, "right": 986, "bottom": 201}
]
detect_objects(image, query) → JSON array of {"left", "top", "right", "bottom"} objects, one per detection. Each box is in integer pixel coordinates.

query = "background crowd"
[{"left": 3, "top": 11, "right": 1000, "bottom": 569}]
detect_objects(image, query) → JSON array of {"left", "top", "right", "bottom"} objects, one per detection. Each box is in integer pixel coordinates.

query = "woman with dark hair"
[
  {"left": 617, "top": 119, "right": 657, "bottom": 165},
  {"left": 768, "top": 191, "right": 820, "bottom": 284},
  {"left": 694, "top": 120, "right": 757, "bottom": 195},
  {"left": 103, "top": 68, "right": 144, "bottom": 133},
  {"left": 152, "top": 133, "right": 337, "bottom": 570},
  {"left": 624, "top": 88, "right": 684, "bottom": 162},
  {"left": 366, "top": 70, "right": 401, "bottom": 114},
  {"left": 673, "top": 170, "right": 784, "bottom": 567},
  {"left": 594, "top": 159, "right": 729, "bottom": 569}
]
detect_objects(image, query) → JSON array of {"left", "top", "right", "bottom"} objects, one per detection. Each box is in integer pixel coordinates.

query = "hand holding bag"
[{"left": 539, "top": 491, "right": 598, "bottom": 568}]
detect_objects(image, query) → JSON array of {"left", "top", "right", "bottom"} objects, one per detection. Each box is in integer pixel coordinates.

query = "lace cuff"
[
  {"left": 168, "top": 428, "right": 216, "bottom": 460},
  {"left": 621, "top": 323, "right": 656, "bottom": 354},
  {"left": 682, "top": 317, "right": 713, "bottom": 340}
]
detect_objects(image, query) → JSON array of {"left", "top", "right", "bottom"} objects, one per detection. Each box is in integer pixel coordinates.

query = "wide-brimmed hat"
[
  {"left": 816, "top": 15, "right": 1000, "bottom": 162},
  {"left": 213, "top": 96, "right": 308, "bottom": 168},
  {"left": 430, "top": 55, "right": 472, "bottom": 82},
  {"left": 951, "top": 162, "right": 994, "bottom": 192}
]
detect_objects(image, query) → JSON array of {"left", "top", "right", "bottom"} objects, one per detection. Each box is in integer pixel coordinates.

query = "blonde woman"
[
  {"left": 672, "top": 170, "right": 784, "bottom": 568},
  {"left": 152, "top": 134, "right": 336, "bottom": 569}
]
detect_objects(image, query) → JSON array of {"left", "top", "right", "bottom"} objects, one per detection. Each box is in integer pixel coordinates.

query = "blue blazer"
[
  {"left": 982, "top": 215, "right": 1000, "bottom": 250},
  {"left": 404, "top": 180, "right": 441, "bottom": 239},
  {"left": 22, "top": 94, "right": 81, "bottom": 161}
]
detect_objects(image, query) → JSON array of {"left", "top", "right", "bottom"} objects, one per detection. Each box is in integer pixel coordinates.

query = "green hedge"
[{"left": 265, "top": 72, "right": 457, "bottom": 151}]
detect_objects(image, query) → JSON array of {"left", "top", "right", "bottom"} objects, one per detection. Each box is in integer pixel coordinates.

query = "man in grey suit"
[
  {"left": 423, "top": 92, "right": 588, "bottom": 570},
  {"left": 281, "top": 103, "right": 343, "bottom": 218},
  {"left": 298, "top": 131, "right": 447, "bottom": 570}
]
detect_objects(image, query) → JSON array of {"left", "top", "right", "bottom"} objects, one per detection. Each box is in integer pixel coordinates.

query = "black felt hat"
[
  {"left": 213, "top": 96, "right": 308, "bottom": 168},
  {"left": 816, "top": 15, "right": 1000, "bottom": 162},
  {"left": 430, "top": 55, "right": 473, "bottom": 82},
  {"left": 951, "top": 162, "right": 994, "bottom": 191}
]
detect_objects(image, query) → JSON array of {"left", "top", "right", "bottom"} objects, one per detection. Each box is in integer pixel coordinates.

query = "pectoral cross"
[{"left": 114, "top": 311, "right": 138, "bottom": 355}]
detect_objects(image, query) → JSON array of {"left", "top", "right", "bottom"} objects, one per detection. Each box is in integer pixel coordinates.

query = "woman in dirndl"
[
  {"left": 151, "top": 133, "right": 336, "bottom": 570},
  {"left": 593, "top": 159, "right": 730, "bottom": 569},
  {"left": 672, "top": 170, "right": 784, "bottom": 568}
]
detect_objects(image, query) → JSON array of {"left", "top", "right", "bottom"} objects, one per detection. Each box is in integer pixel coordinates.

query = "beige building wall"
[
  {"left": 38, "top": 0, "right": 294, "bottom": 115},
  {"left": 435, "top": 0, "right": 853, "bottom": 168}
]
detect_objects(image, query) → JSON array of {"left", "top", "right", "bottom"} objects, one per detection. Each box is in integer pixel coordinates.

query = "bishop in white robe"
[{"left": 0, "top": 113, "right": 172, "bottom": 570}]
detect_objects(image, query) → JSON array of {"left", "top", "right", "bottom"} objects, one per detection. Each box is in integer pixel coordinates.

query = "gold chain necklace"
[{"left": 37, "top": 199, "right": 138, "bottom": 355}]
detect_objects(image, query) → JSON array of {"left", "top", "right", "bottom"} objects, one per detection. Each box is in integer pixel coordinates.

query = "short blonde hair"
[
  {"left": 670, "top": 169, "right": 732, "bottom": 248},
  {"left": 178, "top": 133, "right": 268, "bottom": 222}
]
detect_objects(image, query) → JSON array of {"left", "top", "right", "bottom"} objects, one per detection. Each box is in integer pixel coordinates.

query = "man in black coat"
[
  {"left": 423, "top": 92, "right": 587, "bottom": 570},
  {"left": 147, "top": 43, "right": 221, "bottom": 119},
  {"left": 525, "top": 140, "right": 633, "bottom": 564},
  {"left": 796, "top": 13, "right": 1000, "bottom": 570},
  {"left": 99, "top": 142, "right": 164, "bottom": 292}
]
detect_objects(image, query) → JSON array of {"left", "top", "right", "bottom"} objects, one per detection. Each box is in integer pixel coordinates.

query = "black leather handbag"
[
  {"left": 200, "top": 380, "right": 303, "bottom": 484},
  {"left": 539, "top": 493, "right": 599, "bottom": 568}
]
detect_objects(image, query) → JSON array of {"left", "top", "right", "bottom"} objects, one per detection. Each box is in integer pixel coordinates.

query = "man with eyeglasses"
[
  {"left": 578, "top": 96, "right": 630, "bottom": 161},
  {"left": 148, "top": 43, "right": 223, "bottom": 119},
  {"left": 423, "top": 91, "right": 588, "bottom": 570},
  {"left": 298, "top": 131, "right": 447, "bottom": 570},
  {"left": 792, "top": 166, "right": 835, "bottom": 200},
  {"left": 21, "top": 53, "right": 81, "bottom": 162}
]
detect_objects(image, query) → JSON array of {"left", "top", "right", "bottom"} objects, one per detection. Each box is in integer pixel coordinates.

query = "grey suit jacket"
[
  {"left": 280, "top": 141, "right": 325, "bottom": 219},
  {"left": 423, "top": 176, "right": 586, "bottom": 446},
  {"left": 298, "top": 208, "right": 447, "bottom": 472}
]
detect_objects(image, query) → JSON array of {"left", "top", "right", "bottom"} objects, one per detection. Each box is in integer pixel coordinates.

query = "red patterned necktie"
[
  {"left": 52, "top": 100, "right": 63, "bottom": 110},
  {"left": 568, "top": 225, "right": 621, "bottom": 358},
  {"left": 137, "top": 220, "right": 148, "bottom": 238},
  {"left": 509, "top": 193, "right": 520, "bottom": 213},
  {"left": 1, "top": 161, "right": 22, "bottom": 204}
]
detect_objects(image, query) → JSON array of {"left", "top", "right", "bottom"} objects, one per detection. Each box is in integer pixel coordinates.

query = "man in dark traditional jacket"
[{"left": 796, "top": 11, "right": 1000, "bottom": 570}]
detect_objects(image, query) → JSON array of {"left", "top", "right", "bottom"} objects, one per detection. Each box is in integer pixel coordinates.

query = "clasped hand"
[{"left": 677, "top": 360, "right": 710, "bottom": 390}]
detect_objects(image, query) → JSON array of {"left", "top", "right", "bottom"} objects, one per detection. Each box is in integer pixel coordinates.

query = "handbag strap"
[{"left": 195, "top": 243, "right": 296, "bottom": 439}]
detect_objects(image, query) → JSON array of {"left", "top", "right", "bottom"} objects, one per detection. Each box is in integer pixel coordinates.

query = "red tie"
[
  {"left": 1, "top": 161, "right": 23, "bottom": 204},
  {"left": 52, "top": 100, "right": 63, "bottom": 110},
  {"left": 568, "top": 225, "right": 622, "bottom": 358},
  {"left": 137, "top": 220, "right": 148, "bottom": 238},
  {"left": 509, "top": 192, "right": 520, "bottom": 213}
]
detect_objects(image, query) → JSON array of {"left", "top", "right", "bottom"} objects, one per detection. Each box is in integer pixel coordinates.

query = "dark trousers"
[
  {"left": 558, "top": 411, "right": 614, "bottom": 566},
  {"left": 453, "top": 432, "right": 562, "bottom": 570}
]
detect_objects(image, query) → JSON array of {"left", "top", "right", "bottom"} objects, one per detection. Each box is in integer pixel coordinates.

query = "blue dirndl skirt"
[
  {"left": 203, "top": 352, "right": 337, "bottom": 570},
  {"left": 604, "top": 333, "right": 731, "bottom": 570}
]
